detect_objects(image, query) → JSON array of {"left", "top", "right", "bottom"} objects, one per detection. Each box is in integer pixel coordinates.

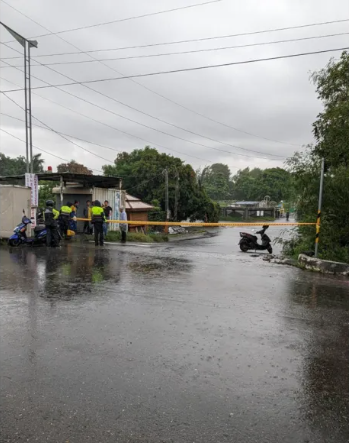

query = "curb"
[{"left": 298, "top": 254, "right": 349, "bottom": 276}]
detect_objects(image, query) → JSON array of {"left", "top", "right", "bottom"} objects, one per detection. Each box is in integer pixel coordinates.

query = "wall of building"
[
  {"left": 128, "top": 211, "right": 149, "bottom": 232},
  {"left": 93, "top": 189, "right": 126, "bottom": 231},
  {"left": 0, "top": 185, "right": 31, "bottom": 238}
]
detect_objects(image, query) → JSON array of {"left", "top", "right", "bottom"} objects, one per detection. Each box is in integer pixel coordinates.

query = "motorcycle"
[
  {"left": 239, "top": 225, "right": 273, "bottom": 253},
  {"left": 8, "top": 215, "right": 48, "bottom": 247}
]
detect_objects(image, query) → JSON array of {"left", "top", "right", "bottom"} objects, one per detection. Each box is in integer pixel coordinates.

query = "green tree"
[
  {"left": 39, "top": 181, "right": 56, "bottom": 208},
  {"left": 57, "top": 160, "right": 92, "bottom": 175},
  {"left": 0, "top": 152, "right": 44, "bottom": 175},
  {"left": 230, "top": 167, "right": 292, "bottom": 202},
  {"left": 285, "top": 51, "right": 349, "bottom": 262},
  {"left": 103, "top": 146, "right": 219, "bottom": 222},
  {"left": 198, "top": 163, "right": 231, "bottom": 201},
  {"left": 230, "top": 167, "right": 262, "bottom": 201},
  {"left": 311, "top": 51, "right": 349, "bottom": 168}
]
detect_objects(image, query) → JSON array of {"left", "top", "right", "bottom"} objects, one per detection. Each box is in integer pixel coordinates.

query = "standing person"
[
  {"left": 44, "top": 200, "right": 60, "bottom": 247},
  {"left": 119, "top": 207, "right": 128, "bottom": 243},
  {"left": 70, "top": 200, "right": 79, "bottom": 232},
  {"left": 59, "top": 202, "right": 72, "bottom": 238},
  {"left": 83, "top": 200, "right": 91, "bottom": 234},
  {"left": 103, "top": 200, "right": 113, "bottom": 239},
  {"left": 91, "top": 200, "right": 105, "bottom": 246}
]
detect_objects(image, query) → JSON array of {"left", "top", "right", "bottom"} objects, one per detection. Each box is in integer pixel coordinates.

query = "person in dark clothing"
[
  {"left": 119, "top": 206, "right": 128, "bottom": 243},
  {"left": 103, "top": 200, "right": 113, "bottom": 238},
  {"left": 44, "top": 200, "right": 60, "bottom": 247},
  {"left": 59, "top": 201, "right": 72, "bottom": 237},
  {"left": 83, "top": 200, "right": 92, "bottom": 234},
  {"left": 91, "top": 200, "right": 105, "bottom": 246}
]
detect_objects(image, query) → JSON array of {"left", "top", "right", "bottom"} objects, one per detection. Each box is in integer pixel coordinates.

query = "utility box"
[{"left": 0, "top": 185, "right": 31, "bottom": 239}]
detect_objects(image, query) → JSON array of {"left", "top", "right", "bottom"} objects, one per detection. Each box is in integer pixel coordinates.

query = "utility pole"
[
  {"left": 164, "top": 168, "right": 169, "bottom": 233},
  {"left": 27, "top": 42, "right": 35, "bottom": 173},
  {"left": 165, "top": 168, "right": 169, "bottom": 220},
  {"left": 0, "top": 22, "right": 38, "bottom": 172},
  {"left": 174, "top": 168, "right": 180, "bottom": 221},
  {"left": 314, "top": 158, "right": 325, "bottom": 258}
]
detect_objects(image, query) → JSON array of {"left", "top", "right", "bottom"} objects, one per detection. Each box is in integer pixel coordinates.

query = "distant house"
[
  {"left": 125, "top": 194, "right": 154, "bottom": 232},
  {"left": 234, "top": 201, "right": 261, "bottom": 207}
]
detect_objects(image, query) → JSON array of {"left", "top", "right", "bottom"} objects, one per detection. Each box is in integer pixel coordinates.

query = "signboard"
[
  {"left": 25, "top": 173, "right": 39, "bottom": 207},
  {"left": 114, "top": 190, "right": 121, "bottom": 230}
]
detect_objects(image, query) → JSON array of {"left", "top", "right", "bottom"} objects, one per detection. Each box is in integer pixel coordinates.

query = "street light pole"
[
  {"left": 0, "top": 22, "right": 38, "bottom": 173},
  {"left": 23, "top": 39, "right": 29, "bottom": 172},
  {"left": 27, "top": 42, "right": 35, "bottom": 173},
  {"left": 314, "top": 158, "right": 325, "bottom": 258}
]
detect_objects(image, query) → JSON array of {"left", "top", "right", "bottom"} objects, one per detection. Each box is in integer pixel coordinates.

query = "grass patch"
[{"left": 105, "top": 231, "right": 168, "bottom": 243}]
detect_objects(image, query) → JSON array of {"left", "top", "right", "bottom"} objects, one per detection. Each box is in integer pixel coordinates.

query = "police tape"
[{"left": 76, "top": 218, "right": 316, "bottom": 227}]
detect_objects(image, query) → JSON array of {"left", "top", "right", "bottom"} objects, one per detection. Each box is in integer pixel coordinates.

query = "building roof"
[
  {"left": 125, "top": 193, "right": 153, "bottom": 212},
  {"left": 235, "top": 201, "right": 260, "bottom": 206},
  {"left": 0, "top": 173, "right": 121, "bottom": 189}
]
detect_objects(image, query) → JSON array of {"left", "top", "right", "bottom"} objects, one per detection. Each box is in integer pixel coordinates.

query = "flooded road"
[{"left": 1, "top": 227, "right": 349, "bottom": 442}]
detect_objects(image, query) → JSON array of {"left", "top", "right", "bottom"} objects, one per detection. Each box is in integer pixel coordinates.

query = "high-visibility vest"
[
  {"left": 91, "top": 206, "right": 105, "bottom": 223},
  {"left": 60, "top": 206, "right": 72, "bottom": 217},
  {"left": 44, "top": 208, "right": 59, "bottom": 224}
]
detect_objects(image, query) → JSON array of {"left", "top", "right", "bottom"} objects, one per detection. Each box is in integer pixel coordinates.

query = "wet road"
[{"left": 1, "top": 227, "right": 349, "bottom": 443}]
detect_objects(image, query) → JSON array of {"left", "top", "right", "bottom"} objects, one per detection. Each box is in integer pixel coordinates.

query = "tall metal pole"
[
  {"left": 174, "top": 168, "right": 179, "bottom": 221},
  {"left": 23, "top": 40, "right": 29, "bottom": 173},
  {"left": 314, "top": 158, "right": 325, "bottom": 258},
  {"left": 164, "top": 168, "right": 169, "bottom": 233},
  {"left": 0, "top": 23, "right": 37, "bottom": 173},
  {"left": 165, "top": 168, "right": 169, "bottom": 221},
  {"left": 28, "top": 43, "right": 34, "bottom": 173}
]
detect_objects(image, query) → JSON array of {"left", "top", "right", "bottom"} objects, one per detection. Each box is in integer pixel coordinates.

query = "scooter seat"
[{"left": 34, "top": 225, "right": 46, "bottom": 232}]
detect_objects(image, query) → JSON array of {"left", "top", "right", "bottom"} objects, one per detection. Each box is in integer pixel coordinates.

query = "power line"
[
  {"left": 2, "top": 92, "right": 116, "bottom": 164},
  {"left": 1, "top": 13, "right": 348, "bottom": 52},
  {"left": 0, "top": 0, "right": 224, "bottom": 40},
  {"left": 3, "top": 32, "right": 348, "bottom": 67},
  {"left": 0, "top": 112, "right": 125, "bottom": 155},
  {"left": 0, "top": 4, "right": 301, "bottom": 148},
  {"left": 2, "top": 47, "right": 348, "bottom": 94},
  {"left": 0, "top": 73, "right": 214, "bottom": 165},
  {"left": 0, "top": 55, "right": 285, "bottom": 160},
  {"left": 0, "top": 127, "right": 70, "bottom": 163}
]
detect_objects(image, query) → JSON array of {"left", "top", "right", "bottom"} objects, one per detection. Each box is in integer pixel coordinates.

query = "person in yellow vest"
[
  {"left": 91, "top": 200, "right": 105, "bottom": 246},
  {"left": 44, "top": 200, "right": 60, "bottom": 247},
  {"left": 59, "top": 202, "right": 72, "bottom": 237}
]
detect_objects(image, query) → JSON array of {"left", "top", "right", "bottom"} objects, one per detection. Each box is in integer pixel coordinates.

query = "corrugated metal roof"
[
  {"left": 235, "top": 201, "right": 260, "bottom": 205},
  {"left": 125, "top": 194, "right": 153, "bottom": 211}
]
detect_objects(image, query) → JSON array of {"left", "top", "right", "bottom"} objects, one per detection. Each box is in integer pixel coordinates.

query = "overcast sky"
[{"left": 1, "top": 0, "right": 348, "bottom": 175}]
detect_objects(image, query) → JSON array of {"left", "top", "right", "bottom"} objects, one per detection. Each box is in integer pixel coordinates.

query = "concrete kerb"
[{"left": 298, "top": 254, "right": 349, "bottom": 276}]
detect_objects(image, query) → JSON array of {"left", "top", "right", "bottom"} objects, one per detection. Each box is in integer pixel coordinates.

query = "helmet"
[{"left": 46, "top": 200, "right": 54, "bottom": 207}]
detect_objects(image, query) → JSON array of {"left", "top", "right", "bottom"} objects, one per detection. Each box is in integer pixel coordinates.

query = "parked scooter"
[
  {"left": 239, "top": 225, "right": 273, "bottom": 253},
  {"left": 8, "top": 214, "right": 47, "bottom": 247}
]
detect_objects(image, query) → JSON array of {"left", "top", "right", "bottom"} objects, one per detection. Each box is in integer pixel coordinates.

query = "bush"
[{"left": 105, "top": 231, "right": 168, "bottom": 243}]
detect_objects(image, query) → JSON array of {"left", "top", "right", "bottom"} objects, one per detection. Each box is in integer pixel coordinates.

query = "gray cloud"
[{"left": 1, "top": 0, "right": 349, "bottom": 175}]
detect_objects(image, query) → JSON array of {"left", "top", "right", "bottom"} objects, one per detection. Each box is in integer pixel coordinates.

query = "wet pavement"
[{"left": 1, "top": 227, "right": 349, "bottom": 443}]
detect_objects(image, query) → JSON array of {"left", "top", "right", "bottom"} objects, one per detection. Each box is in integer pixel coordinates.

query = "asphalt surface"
[{"left": 1, "top": 226, "right": 349, "bottom": 443}]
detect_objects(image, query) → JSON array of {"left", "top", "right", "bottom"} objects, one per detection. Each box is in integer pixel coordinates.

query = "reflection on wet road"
[{"left": 1, "top": 228, "right": 348, "bottom": 442}]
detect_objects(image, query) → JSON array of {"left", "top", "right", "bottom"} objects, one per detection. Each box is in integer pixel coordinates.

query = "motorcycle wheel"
[
  {"left": 8, "top": 238, "right": 21, "bottom": 247},
  {"left": 239, "top": 241, "right": 249, "bottom": 252},
  {"left": 267, "top": 246, "right": 273, "bottom": 254}
]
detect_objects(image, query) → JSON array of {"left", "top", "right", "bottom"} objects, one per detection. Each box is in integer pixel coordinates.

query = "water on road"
[{"left": 1, "top": 227, "right": 348, "bottom": 442}]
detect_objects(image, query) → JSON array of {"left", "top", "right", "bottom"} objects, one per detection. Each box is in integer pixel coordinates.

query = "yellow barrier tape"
[{"left": 76, "top": 218, "right": 316, "bottom": 227}]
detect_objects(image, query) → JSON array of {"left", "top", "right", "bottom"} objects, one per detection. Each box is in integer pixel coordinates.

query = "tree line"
[{"left": 197, "top": 164, "right": 292, "bottom": 203}]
